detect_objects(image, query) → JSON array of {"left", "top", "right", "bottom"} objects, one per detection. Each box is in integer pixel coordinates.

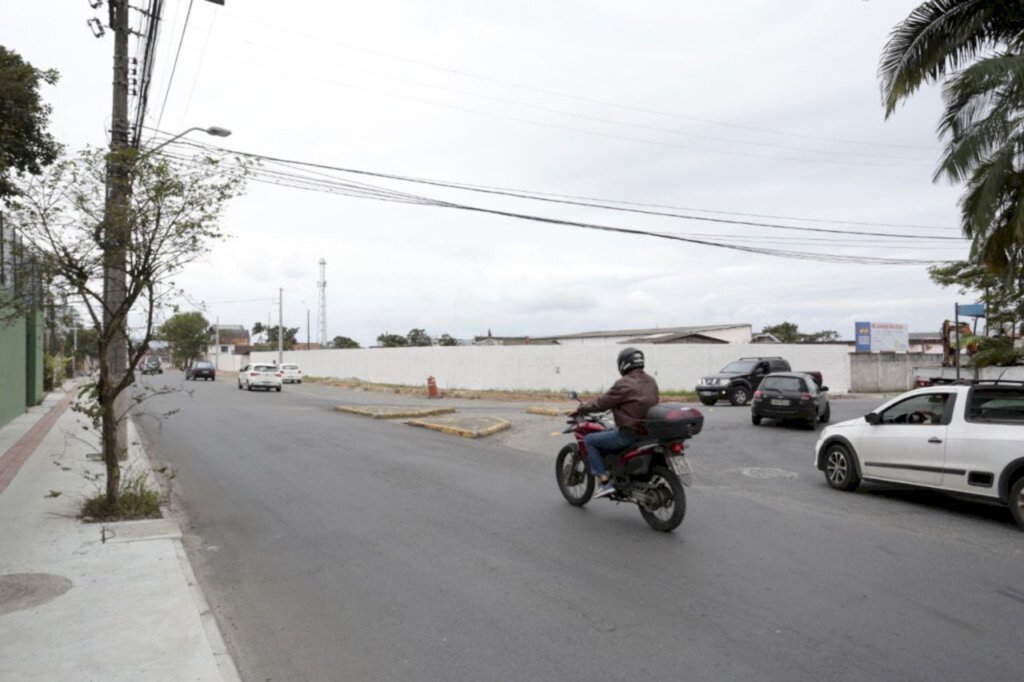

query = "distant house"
[
  {"left": 208, "top": 324, "right": 251, "bottom": 356},
  {"left": 473, "top": 324, "right": 752, "bottom": 346}
]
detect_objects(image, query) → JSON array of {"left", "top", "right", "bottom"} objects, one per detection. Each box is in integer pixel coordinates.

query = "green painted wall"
[
  {"left": 25, "top": 310, "right": 43, "bottom": 406},
  {"left": 0, "top": 311, "right": 28, "bottom": 429}
]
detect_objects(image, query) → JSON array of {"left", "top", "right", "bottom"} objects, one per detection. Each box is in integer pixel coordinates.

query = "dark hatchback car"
[
  {"left": 185, "top": 360, "right": 216, "bottom": 381},
  {"left": 751, "top": 372, "right": 830, "bottom": 428}
]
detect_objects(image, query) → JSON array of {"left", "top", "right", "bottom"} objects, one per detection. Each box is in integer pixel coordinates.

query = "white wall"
[{"left": 251, "top": 343, "right": 853, "bottom": 393}]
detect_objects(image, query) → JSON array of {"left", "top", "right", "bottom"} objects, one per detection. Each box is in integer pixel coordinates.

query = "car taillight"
[
  {"left": 753, "top": 390, "right": 763, "bottom": 399},
  {"left": 800, "top": 392, "right": 812, "bottom": 401},
  {"left": 250, "top": 372, "right": 259, "bottom": 376},
  {"left": 276, "top": 372, "right": 283, "bottom": 377},
  {"left": 669, "top": 442, "right": 684, "bottom": 454}
]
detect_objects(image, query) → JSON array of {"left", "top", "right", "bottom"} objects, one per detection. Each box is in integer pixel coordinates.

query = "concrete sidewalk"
[{"left": 0, "top": 384, "right": 238, "bottom": 682}]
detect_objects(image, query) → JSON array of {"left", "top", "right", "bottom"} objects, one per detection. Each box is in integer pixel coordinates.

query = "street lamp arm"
[{"left": 146, "top": 126, "right": 232, "bottom": 155}]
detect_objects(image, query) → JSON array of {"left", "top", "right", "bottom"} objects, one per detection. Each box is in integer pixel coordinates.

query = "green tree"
[
  {"left": 406, "top": 328, "right": 432, "bottom": 347},
  {"left": 158, "top": 311, "right": 210, "bottom": 368},
  {"left": 0, "top": 45, "right": 61, "bottom": 201},
  {"left": 437, "top": 333, "right": 459, "bottom": 346},
  {"left": 330, "top": 335, "right": 361, "bottom": 349},
  {"left": 377, "top": 333, "right": 407, "bottom": 347},
  {"left": 762, "top": 322, "right": 839, "bottom": 343},
  {"left": 761, "top": 322, "right": 801, "bottom": 343},
  {"left": 265, "top": 325, "right": 299, "bottom": 350},
  {"left": 929, "top": 252, "right": 1024, "bottom": 343},
  {"left": 252, "top": 321, "right": 266, "bottom": 344},
  {"left": 879, "top": 3, "right": 1024, "bottom": 272},
  {"left": 10, "top": 146, "right": 249, "bottom": 507}
]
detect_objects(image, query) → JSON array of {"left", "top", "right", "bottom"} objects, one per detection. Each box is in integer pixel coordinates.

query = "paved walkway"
[{"left": 0, "top": 383, "right": 238, "bottom": 682}]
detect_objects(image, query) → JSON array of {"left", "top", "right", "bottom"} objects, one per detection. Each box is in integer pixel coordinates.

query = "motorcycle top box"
[{"left": 644, "top": 403, "right": 704, "bottom": 439}]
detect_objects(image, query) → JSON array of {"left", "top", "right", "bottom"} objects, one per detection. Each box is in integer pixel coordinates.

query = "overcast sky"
[{"left": 4, "top": 1, "right": 973, "bottom": 346}]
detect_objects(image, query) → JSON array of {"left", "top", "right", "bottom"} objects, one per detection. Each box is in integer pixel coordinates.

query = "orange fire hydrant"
[{"left": 427, "top": 376, "right": 439, "bottom": 399}]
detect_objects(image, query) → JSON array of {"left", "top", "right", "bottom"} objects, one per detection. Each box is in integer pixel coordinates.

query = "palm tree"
[{"left": 879, "top": 1, "right": 1024, "bottom": 271}]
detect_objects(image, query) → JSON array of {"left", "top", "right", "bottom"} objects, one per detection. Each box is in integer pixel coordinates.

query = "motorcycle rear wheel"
[
  {"left": 556, "top": 443, "right": 594, "bottom": 506},
  {"left": 639, "top": 465, "right": 686, "bottom": 532}
]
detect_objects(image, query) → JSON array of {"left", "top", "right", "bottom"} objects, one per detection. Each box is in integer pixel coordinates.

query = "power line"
[
  {"left": 156, "top": 142, "right": 955, "bottom": 266},
  {"left": 154, "top": 0, "right": 194, "bottom": 134},
  {"left": 157, "top": 28, "right": 931, "bottom": 164},
  {"left": 213, "top": 9, "right": 937, "bottom": 153},
  {"left": 180, "top": 51, "right": 932, "bottom": 170},
  {"left": 161, "top": 136, "right": 962, "bottom": 241}
]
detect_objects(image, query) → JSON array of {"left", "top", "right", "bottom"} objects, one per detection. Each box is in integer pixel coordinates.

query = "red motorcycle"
[{"left": 555, "top": 395, "right": 703, "bottom": 532}]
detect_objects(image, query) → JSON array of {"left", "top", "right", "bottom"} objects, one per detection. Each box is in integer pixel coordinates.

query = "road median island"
[
  {"left": 525, "top": 406, "right": 572, "bottom": 416},
  {"left": 404, "top": 415, "right": 511, "bottom": 439},
  {"left": 335, "top": 405, "right": 457, "bottom": 419}
]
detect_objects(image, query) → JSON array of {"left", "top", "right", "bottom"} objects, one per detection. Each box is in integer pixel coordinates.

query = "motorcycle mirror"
[{"left": 568, "top": 391, "right": 578, "bottom": 401}]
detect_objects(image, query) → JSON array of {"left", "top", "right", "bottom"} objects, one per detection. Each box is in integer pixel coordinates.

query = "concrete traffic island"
[
  {"left": 335, "top": 405, "right": 456, "bottom": 419},
  {"left": 525, "top": 406, "right": 573, "bottom": 416},
  {"left": 404, "top": 415, "right": 511, "bottom": 439}
]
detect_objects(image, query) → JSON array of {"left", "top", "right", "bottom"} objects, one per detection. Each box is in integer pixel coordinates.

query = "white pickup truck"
[{"left": 814, "top": 381, "right": 1024, "bottom": 529}]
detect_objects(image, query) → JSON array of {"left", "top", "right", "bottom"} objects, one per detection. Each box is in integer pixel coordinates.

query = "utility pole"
[
  {"left": 278, "top": 288, "right": 283, "bottom": 364},
  {"left": 215, "top": 316, "right": 220, "bottom": 370},
  {"left": 306, "top": 307, "right": 310, "bottom": 349},
  {"left": 100, "top": 0, "right": 132, "bottom": 490}
]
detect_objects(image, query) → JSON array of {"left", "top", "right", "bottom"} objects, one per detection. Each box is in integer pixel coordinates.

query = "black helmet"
[{"left": 617, "top": 347, "right": 644, "bottom": 375}]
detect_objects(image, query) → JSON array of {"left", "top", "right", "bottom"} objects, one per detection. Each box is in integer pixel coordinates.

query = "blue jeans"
[{"left": 583, "top": 428, "right": 639, "bottom": 478}]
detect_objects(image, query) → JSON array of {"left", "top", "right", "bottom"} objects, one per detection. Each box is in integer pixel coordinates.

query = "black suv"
[
  {"left": 751, "top": 372, "right": 830, "bottom": 428},
  {"left": 696, "top": 357, "right": 791, "bottom": 406}
]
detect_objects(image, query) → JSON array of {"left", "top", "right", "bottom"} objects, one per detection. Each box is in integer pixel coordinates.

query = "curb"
[
  {"left": 404, "top": 417, "right": 511, "bottom": 439},
  {"left": 335, "top": 405, "right": 457, "bottom": 419},
  {"left": 129, "top": 417, "right": 243, "bottom": 682}
]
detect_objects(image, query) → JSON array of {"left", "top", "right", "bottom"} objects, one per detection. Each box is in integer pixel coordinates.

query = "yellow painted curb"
[
  {"left": 404, "top": 417, "right": 511, "bottom": 439},
  {"left": 335, "top": 406, "right": 456, "bottom": 419}
]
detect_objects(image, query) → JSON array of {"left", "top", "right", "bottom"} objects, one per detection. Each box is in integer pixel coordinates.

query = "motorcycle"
[{"left": 555, "top": 393, "right": 703, "bottom": 532}]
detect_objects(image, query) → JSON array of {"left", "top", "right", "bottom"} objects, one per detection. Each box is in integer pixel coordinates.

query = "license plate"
[
  {"left": 770, "top": 399, "right": 789, "bottom": 406},
  {"left": 669, "top": 456, "right": 692, "bottom": 486}
]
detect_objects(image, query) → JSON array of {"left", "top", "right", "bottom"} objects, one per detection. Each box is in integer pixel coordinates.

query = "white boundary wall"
[{"left": 251, "top": 343, "right": 853, "bottom": 394}]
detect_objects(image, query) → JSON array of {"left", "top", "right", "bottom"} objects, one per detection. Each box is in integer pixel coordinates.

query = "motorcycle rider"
[{"left": 572, "top": 347, "right": 660, "bottom": 498}]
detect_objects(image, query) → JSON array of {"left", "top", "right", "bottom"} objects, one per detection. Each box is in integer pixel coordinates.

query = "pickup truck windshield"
[{"left": 721, "top": 361, "right": 756, "bottom": 373}]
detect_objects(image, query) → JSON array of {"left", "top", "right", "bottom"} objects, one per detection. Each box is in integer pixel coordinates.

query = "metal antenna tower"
[{"left": 316, "top": 258, "right": 327, "bottom": 347}]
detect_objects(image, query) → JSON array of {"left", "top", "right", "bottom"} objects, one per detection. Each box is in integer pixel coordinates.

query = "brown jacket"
[{"left": 579, "top": 369, "right": 660, "bottom": 433}]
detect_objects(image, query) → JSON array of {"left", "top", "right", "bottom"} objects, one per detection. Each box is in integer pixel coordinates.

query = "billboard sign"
[{"left": 854, "top": 321, "right": 908, "bottom": 353}]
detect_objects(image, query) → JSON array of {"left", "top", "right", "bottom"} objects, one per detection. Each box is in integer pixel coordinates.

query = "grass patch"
[{"left": 80, "top": 472, "right": 162, "bottom": 522}]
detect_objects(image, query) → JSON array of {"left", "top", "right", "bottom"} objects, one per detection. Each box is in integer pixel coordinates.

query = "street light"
[{"left": 146, "top": 126, "right": 232, "bottom": 155}]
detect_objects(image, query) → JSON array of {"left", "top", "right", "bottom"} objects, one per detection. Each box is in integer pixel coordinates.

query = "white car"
[
  {"left": 280, "top": 363, "right": 302, "bottom": 384},
  {"left": 237, "top": 363, "right": 283, "bottom": 392},
  {"left": 815, "top": 381, "right": 1024, "bottom": 529}
]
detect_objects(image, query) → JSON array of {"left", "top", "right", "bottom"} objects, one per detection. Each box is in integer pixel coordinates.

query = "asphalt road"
[{"left": 134, "top": 374, "right": 1024, "bottom": 682}]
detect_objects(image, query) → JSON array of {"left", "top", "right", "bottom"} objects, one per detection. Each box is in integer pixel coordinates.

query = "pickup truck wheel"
[
  {"left": 698, "top": 396, "right": 717, "bottom": 406},
  {"left": 1010, "top": 477, "right": 1024, "bottom": 530},
  {"left": 824, "top": 443, "right": 860, "bottom": 492},
  {"left": 728, "top": 386, "right": 750, "bottom": 406},
  {"left": 820, "top": 403, "right": 831, "bottom": 423}
]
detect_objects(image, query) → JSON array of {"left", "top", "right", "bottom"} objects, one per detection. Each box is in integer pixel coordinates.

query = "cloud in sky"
[{"left": 2, "top": 0, "right": 975, "bottom": 346}]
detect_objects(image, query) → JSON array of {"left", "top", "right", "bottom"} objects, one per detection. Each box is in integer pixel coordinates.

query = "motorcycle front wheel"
[
  {"left": 556, "top": 443, "right": 594, "bottom": 506},
  {"left": 639, "top": 465, "right": 686, "bottom": 532}
]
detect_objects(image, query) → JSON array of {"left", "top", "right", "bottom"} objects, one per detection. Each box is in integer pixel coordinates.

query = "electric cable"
[{"left": 154, "top": 0, "right": 194, "bottom": 134}]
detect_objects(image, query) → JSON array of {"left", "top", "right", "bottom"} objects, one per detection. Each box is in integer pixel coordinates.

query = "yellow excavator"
[{"left": 941, "top": 319, "right": 978, "bottom": 367}]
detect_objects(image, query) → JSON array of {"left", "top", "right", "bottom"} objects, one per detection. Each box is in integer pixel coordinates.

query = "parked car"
[
  {"left": 237, "top": 363, "right": 283, "bottom": 392},
  {"left": 696, "top": 356, "right": 790, "bottom": 406},
  {"left": 140, "top": 356, "right": 163, "bottom": 375},
  {"left": 815, "top": 381, "right": 1024, "bottom": 529},
  {"left": 751, "top": 372, "right": 830, "bottom": 428},
  {"left": 280, "top": 363, "right": 302, "bottom": 384},
  {"left": 185, "top": 360, "right": 216, "bottom": 381}
]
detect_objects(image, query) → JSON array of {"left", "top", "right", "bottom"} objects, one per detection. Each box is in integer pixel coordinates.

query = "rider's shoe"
[{"left": 594, "top": 482, "right": 616, "bottom": 499}]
